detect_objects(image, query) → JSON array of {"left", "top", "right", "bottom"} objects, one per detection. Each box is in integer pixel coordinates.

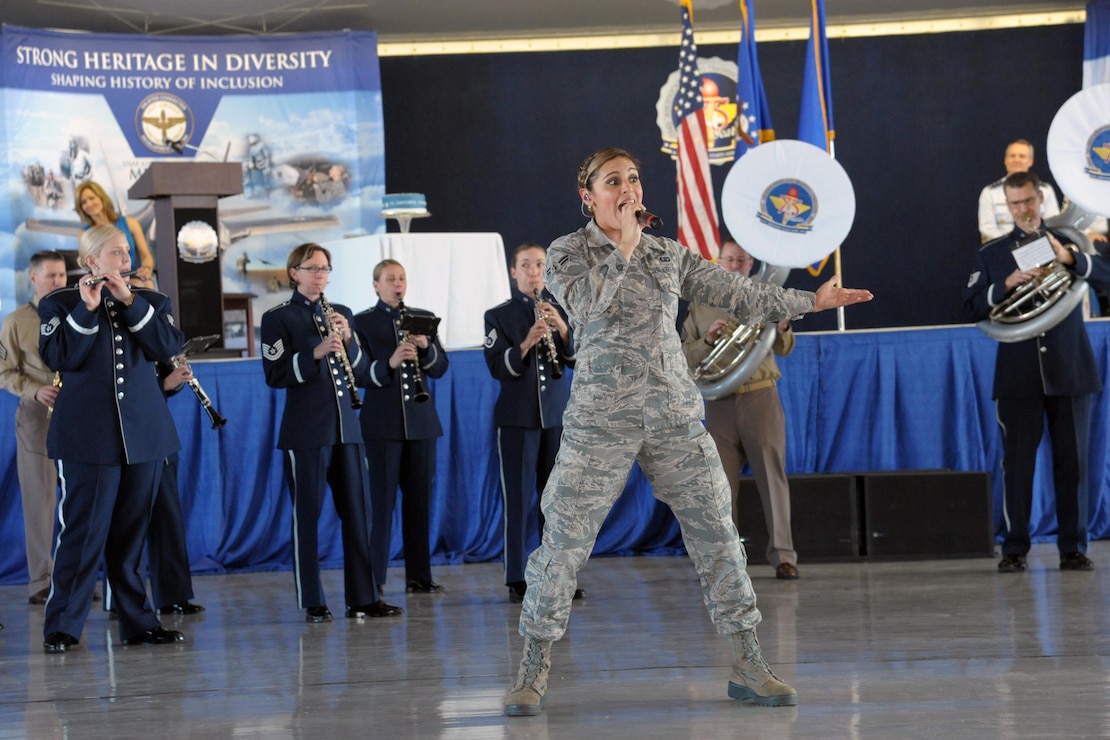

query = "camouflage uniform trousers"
[{"left": 519, "top": 421, "right": 761, "bottom": 641}]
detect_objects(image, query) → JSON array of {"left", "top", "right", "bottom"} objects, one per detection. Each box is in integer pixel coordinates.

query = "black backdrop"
[{"left": 380, "top": 23, "right": 1084, "bottom": 330}]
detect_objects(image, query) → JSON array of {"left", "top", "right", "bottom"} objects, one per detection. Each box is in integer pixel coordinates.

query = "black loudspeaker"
[
  {"left": 735, "top": 474, "right": 860, "bottom": 564},
  {"left": 860, "top": 470, "right": 993, "bottom": 559}
]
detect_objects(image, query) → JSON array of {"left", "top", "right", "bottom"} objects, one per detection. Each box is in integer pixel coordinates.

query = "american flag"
[{"left": 674, "top": 0, "right": 720, "bottom": 261}]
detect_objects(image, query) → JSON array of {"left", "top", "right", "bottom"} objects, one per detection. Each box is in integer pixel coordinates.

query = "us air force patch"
[
  {"left": 40, "top": 317, "right": 60, "bottom": 337},
  {"left": 484, "top": 328, "right": 497, "bottom": 349},
  {"left": 967, "top": 271, "right": 980, "bottom": 289},
  {"left": 262, "top": 339, "right": 285, "bottom": 361}
]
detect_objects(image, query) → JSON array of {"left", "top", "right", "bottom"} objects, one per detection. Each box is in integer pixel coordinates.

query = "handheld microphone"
[{"left": 637, "top": 210, "right": 663, "bottom": 230}]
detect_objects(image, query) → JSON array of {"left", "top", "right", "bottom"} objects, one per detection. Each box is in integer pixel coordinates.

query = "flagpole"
[{"left": 830, "top": 137, "right": 845, "bottom": 332}]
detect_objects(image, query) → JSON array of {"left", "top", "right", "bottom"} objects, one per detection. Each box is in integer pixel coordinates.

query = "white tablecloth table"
[{"left": 322, "top": 232, "right": 510, "bottom": 348}]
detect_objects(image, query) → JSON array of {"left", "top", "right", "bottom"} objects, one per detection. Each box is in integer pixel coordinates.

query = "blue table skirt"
[{"left": 3, "top": 322, "right": 1109, "bottom": 583}]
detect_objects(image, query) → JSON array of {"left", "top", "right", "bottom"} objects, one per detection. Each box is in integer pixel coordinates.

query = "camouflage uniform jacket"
[{"left": 545, "top": 220, "right": 815, "bottom": 430}]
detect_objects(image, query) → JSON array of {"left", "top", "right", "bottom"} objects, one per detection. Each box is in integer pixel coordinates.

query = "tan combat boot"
[
  {"left": 726, "top": 629, "right": 798, "bottom": 707},
  {"left": 504, "top": 637, "right": 552, "bottom": 716}
]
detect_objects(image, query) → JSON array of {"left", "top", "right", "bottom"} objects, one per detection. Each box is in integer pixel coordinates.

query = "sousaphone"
[
  {"left": 691, "top": 262, "right": 789, "bottom": 401},
  {"left": 979, "top": 82, "right": 1110, "bottom": 343},
  {"left": 699, "top": 140, "right": 855, "bottom": 400}
]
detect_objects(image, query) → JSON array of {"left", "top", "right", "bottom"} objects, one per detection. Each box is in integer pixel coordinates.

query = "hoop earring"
[{"left": 580, "top": 202, "right": 592, "bottom": 219}]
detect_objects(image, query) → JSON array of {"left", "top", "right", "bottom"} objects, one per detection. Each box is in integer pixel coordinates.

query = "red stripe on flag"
[{"left": 677, "top": 110, "right": 719, "bottom": 260}]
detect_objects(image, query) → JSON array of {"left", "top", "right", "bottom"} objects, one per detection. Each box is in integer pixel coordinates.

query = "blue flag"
[
  {"left": 734, "top": 0, "right": 774, "bottom": 160},
  {"left": 1085, "top": 0, "right": 1110, "bottom": 87},
  {"left": 798, "top": 0, "right": 834, "bottom": 153}
]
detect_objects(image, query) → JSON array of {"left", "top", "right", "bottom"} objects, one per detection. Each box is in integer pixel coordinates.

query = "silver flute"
[{"left": 83, "top": 269, "right": 138, "bottom": 287}]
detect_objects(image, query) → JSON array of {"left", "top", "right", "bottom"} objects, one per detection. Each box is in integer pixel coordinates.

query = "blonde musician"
[
  {"left": 261, "top": 243, "right": 402, "bottom": 622},
  {"left": 75, "top": 181, "right": 156, "bottom": 288},
  {"left": 353, "top": 259, "right": 449, "bottom": 595},
  {"left": 482, "top": 242, "right": 579, "bottom": 602}
]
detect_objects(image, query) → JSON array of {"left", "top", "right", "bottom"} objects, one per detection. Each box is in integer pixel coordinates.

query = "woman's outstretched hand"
[{"left": 814, "top": 274, "right": 874, "bottom": 312}]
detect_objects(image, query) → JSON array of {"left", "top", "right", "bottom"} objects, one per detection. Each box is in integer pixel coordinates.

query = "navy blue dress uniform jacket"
[
  {"left": 353, "top": 299, "right": 448, "bottom": 440},
  {"left": 261, "top": 290, "right": 369, "bottom": 448},
  {"left": 38, "top": 286, "right": 183, "bottom": 464},
  {"left": 483, "top": 287, "right": 575, "bottom": 429},
  {"left": 963, "top": 226, "right": 1110, "bottom": 399}
]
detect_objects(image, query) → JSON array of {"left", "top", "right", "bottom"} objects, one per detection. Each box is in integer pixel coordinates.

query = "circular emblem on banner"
[
  {"left": 757, "top": 179, "right": 818, "bottom": 233},
  {"left": 654, "top": 56, "right": 740, "bottom": 165},
  {"left": 177, "top": 220, "right": 220, "bottom": 264},
  {"left": 721, "top": 139, "right": 855, "bottom": 268},
  {"left": 1047, "top": 82, "right": 1110, "bottom": 217},
  {"left": 135, "top": 93, "right": 193, "bottom": 154},
  {"left": 1086, "top": 125, "right": 1110, "bottom": 180}
]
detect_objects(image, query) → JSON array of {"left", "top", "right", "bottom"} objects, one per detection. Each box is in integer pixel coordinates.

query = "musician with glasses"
[
  {"left": 38, "top": 224, "right": 185, "bottom": 652},
  {"left": 964, "top": 170, "right": 1110, "bottom": 574},
  {"left": 353, "top": 259, "right": 449, "bottom": 596},
  {"left": 681, "top": 239, "right": 799, "bottom": 580},
  {"left": 977, "top": 140, "right": 1061, "bottom": 243},
  {"left": 483, "top": 242, "right": 580, "bottom": 603},
  {"left": 261, "top": 243, "right": 402, "bottom": 623}
]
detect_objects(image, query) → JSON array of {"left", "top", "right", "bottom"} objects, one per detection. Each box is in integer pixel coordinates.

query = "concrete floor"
[{"left": 1, "top": 541, "right": 1108, "bottom": 738}]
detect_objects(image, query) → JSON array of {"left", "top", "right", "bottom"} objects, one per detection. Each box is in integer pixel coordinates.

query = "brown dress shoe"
[
  {"left": 28, "top": 588, "right": 50, "bottom": 605},
  {"left": 775, "top": 563, "right": 800, "bottom": 580}
]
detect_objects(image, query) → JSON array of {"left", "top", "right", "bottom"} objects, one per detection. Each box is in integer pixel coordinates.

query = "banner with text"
[{"left": 0, "top": 26, "right": 385, "bottom": 348}]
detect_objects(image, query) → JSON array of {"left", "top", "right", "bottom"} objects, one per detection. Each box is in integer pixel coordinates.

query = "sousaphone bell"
[{"left": 704, "top": 140, "right": 856, "bottom": 399}]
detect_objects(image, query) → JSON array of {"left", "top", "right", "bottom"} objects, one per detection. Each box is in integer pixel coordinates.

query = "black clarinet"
[
  {"left": 396, "top": 296, "right": 431, "bottom": 404},
  {"left": 172, "top": 356, "right": 227, "bottom": 429},
  {"left": 319, "top": 293, "right": 363, "bottom": 410},
  {"left": 533, "top": 289, "right": 564, "bottom": 380}
]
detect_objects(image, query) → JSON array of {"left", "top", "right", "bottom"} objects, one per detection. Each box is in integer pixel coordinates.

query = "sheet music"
[{"left": 1011, "top": 234, "right": 1055, "bottom": 271}]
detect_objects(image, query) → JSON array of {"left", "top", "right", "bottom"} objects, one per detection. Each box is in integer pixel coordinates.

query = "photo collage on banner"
[{"left": 0, "top": 26, "right": 385, "bottom": 351}]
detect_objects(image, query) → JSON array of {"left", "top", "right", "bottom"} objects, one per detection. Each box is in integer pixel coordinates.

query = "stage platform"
[{"left": 1, "top": 541, "right": 1107, "bottom": 737}]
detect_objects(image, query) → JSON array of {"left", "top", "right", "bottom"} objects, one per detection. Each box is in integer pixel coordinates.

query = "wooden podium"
[{"left": 130, "top": 162, "right": 243, "bottom": 345}]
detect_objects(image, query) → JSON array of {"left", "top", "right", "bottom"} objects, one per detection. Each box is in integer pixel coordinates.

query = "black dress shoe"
[
  {"left": 306, "top": 606, "right": 333, "bottom": 623},
  {"left": 125, "top": 627, "right": 185, "bottom": 645},
  {"left": 346, "top": 600, "right": 404, "bottom": 618},
  {"left": 158, "top": 602, "right": 206, "bottom": 615},
  {"left": 406, "top": 580, "right": 445, "bottom": 594},
  {"left": 997, "top": 554, "right": 1027, "bottom": 572},
  {"left": 1060, "top": 552, "right": 1095, "bottom": 571},
  {"left": 43, "top": 632, "right": 79, "bottom": 653},
  {"left": 28, "top": 588, "right": 49, "bottom": 605},
  {"left": 572, "top": 588, "right": 585, "bottom": 600}
]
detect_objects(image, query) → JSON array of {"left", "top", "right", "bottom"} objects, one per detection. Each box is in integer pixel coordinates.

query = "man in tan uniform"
[
  {"left": 682, "top": 240, "right": 799, "bottom": 580},
  {"left": 0, "top": 251, "right": 67, "bottom": 604}
]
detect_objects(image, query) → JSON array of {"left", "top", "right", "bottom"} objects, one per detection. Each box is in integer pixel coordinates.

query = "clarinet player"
[
  {"left": 353, "top": 259, "right": 449, "bottom": 595},
  {"left": 261, "top": 243, "right": 402, "bottom": 622},
  {"left": 483, "top": 242, "right": 582, "bottom": 603}
]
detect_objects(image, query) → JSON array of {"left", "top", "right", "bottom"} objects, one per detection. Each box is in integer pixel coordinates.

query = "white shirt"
[{"left": 977, "top": 178, "right": 1060, "bottom": 242}]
